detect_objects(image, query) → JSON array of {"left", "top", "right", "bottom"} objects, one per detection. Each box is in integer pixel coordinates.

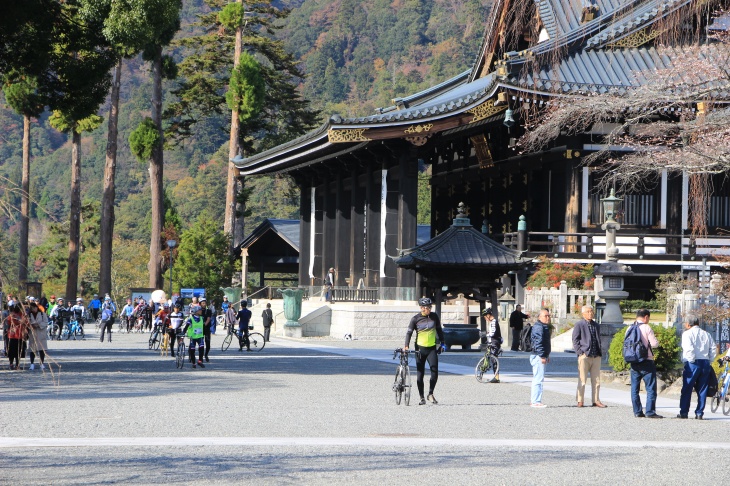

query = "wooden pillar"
[
  {"left": 299, "top": 185, "right": 312, "bottom": 287},
  {"left": 564, "top": 164, "right": 580, "bottom": 251},
  {"left": 350, "top": 166, "right": 365, "bottom": 287},
  {"left": 365, "top": 162, "right": 381, "bottom": 287},
  {"left": 383, "top": 160, "right": 398, "bottom": 290},
  {"left": 321, "top": 175, "right": 335, "bottom": 285},
  {"left": 397, "top": 148, "right": 418, "bottom": 291},
  {"left": 334, "top": 171, "right": 351, "bottom": 286},
  {"left": 241, "top": 248, "right": 249, "bottom": 298},
  {"left": 259, "top": 260, "right": 264, "bottom": 288}
]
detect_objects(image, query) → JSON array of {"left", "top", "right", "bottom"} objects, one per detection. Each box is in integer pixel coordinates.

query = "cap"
[
  {"left": 199, "top": 297, "right": 207, "bottom": 303},
  {"left": 50, "top": 295, "right": 56, "bottom": 299},
  {"left": 482, "top": 308, "right": 493, "bottom": 316},
  {"left": 93, "top": 294, "right": 98, "bottom": 297},
  {"left": 27, "top": 296, "right": 36, "bottom": 302}
]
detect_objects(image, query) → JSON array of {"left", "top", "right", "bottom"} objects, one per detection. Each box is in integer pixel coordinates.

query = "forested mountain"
[{"left": 0, "top": 0, "right": 490, "bottom": 296}]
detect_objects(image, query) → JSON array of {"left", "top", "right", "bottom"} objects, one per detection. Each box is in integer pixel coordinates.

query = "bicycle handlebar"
[{"left": 393, "top": 348, "right": 409, "bottom": 359}]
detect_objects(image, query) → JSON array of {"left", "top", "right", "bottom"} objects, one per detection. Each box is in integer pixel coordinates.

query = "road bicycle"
[
  {"left": 175, "top": 333, "right": 186, "bottom": 369},
  {"left": 711, "top": 358, "right": 730, "bottom": 415},
  {"left": 475, "top": 341, "right": 500, "bottom": 383},
  {"left": 392, "top": 349, "right": 412, "bottom": 405},
  {"left": 221, "top": 325, "right": 265, "bottom": 352},
  {"left": 47, "top": 319, "right": 60, "bottom": 340},
  {"left": 61, "top": 319, "right": 84, "bottom": 340},
  {"left": 148, "top": 323, "right": 164, "bottom": 350}
]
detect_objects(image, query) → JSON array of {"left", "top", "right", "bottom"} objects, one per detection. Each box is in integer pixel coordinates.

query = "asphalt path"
[{"left": 1, "top": 331, "right": 727, "bottom": 485}]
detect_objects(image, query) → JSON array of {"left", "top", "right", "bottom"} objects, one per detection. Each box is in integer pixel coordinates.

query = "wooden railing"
[
  {"left": 500, "top": 231, "right": 730, "bottom": 261},
  {"left": 332, "top": 287, "right": 379, "bottom": 304}
]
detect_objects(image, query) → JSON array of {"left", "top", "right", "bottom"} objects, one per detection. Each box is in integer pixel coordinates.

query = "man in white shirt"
[{"left": 678, "top": 315, "right": 717, "bottom": 419}]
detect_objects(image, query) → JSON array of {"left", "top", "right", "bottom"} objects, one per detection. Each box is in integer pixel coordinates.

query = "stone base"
[{"left": 284, "top": 324, "right": 302, "bottom": 338}]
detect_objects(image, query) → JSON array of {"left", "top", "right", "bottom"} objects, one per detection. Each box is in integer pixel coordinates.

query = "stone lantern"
[{"left": 594, "top": 189, "right": 633, "bottom": 349}]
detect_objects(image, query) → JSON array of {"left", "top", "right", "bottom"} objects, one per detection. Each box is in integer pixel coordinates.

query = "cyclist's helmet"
[
  {"left": 190, "top": 305, "right": 202, "bottom": 314},
  {"left": 104, "top": 296, "right": 111, "bottom": 302},
  {"left": 57, "top": 298, "right": 64, "bottom": 303},
  {"left": 76, "top": 297, "right": 83, "bottom": 303},
  {"left": 418, "top": 297, "right": 432, "bottom": 306},
  {"left": 199, "top": 297, "right": 207, "bottom": 303},
  {"left": 481, "top": 308, "right": 493, "bottom": 316}
]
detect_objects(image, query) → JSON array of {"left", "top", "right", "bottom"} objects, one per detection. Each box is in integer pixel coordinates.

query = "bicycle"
[
  {"left": 392, "top": 348, "right": 412, "bottom": 405},
  {"left": 148, "top": 323, "right": 164, "bottom": 350},
  {"left": 221, "top": 325, "right": 265, "bottom": 352},
  {"left": 47, "top": 319, "right": 60, "bottom": 340},
  {"left": 175, "top": 333, "right": 186, "bottom": 369},
  {"left": 62, "top": 318, "right": 84, "bottom": 340},
  {"left": 711, "top": 358, "right": 730, "bottom": 415},
  {"left": 475, "top": 341, "right": 500, "bottom": 383}
]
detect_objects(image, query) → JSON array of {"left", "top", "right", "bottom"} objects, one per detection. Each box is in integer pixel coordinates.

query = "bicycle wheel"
[
  {"left": 403, "top": 366, "right": 411, "bottom": 406},
  {"left": 475, "top": 357, "right": 487, "bottom": 383},
  {"left": 216, "top": 315, "right": 225, "bottom": 327},
  {"left": 63, "top": 327, "right": 71, "bottom": 340},
  {"left": 74, "top": 327, "right": 84, "bottom": 340},
  {"left": 394, "top": 365, "right": 403, "bottom": 405},
  {"left": 711, "top": 393, "right": 720, "bottom": 413},
  {"left": 724, "top": 393, "right": 730, "bottom": 416},
  {"left": 248, "top": 332, "right": 265, "bottom": 352},
  {"left": 176, "top": 342, "right": 185, "bottom": 369},
  {"left": 222, "top": 333, "right": 232, "bottom": 352},
  {"left": 475, "top": 355, "right": 498, "bottom": 383},
  {"left": 148, "top": 330, "right": 158, "bottom": 350}
]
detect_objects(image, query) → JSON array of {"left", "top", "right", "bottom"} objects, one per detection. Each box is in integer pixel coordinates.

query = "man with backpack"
[{"left": 625, "top": 309, "right": 662, "bottom": 418}]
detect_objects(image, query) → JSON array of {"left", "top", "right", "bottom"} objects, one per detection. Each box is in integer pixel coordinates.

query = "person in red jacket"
[{"left": 5, "top": 300, "right": 28, "bottom": 370}]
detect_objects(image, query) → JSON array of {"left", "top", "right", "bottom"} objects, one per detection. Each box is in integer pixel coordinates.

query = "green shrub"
[
  {"left": 620, "top": 299, "right": 660, "bottom": 313},
  {"left": 608, "top": 324, "right": 681, "bottom": 372}
]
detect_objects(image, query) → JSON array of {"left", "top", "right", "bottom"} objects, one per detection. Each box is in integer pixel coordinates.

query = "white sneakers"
[
  {"left": 531, "top": 403, "right": 547, "bottom": 408},
  {"left": 40, "top": 363, "right": 45, "bottom": 371},
  {"left": 29, "top": 364, "right": 35, "bottom": 370},
  {"left": 28, "top": 363, "right": 45, "bottom": 370}
]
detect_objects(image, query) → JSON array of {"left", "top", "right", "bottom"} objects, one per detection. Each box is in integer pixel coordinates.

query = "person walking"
[
  {"left": 404, "top": 297, "right": 445, "bottom": 405},
  {"left": 627, "top": 309, "right": 663, "bottom": 418},
  {"left": 262, "top": 303, "right": 273, "bottom": 342},
  {"left": 325, "top": 268, "right": 335, "bottom": 303},
  {"left": 510, "top": 304, "right": 529, "bottom": 351},
  {"left": 200, "top": 297, "right": 212, "bottom": 362},
  {"left": 5, "top": 301, "right": 27, "bottom": 370},
  {"left": 168, "top": 304, "right": 184, "bottom": 358},
  {"left": 121, "top": 298, "right": 134, "bottom": 333},
  {"left": 88, "top": 294, "right": 101, "bottom": 322},
  {"left": 678, "top": 315, "right": 716, "bottom": 419},
  {"left": 572, "top": 305, "right": 606, "bottom": 408},
  {"left": 237, "top": 300, "right": 252, "bottom": 351},
  {"left": 27, "top": 298, "right": 48, "bottom": 370},
  {"left": 181, "top": 305, "right": 205, "bottom": 368},
  {"left": 530, "top": 308, "right": 551, "bottom": 408}
]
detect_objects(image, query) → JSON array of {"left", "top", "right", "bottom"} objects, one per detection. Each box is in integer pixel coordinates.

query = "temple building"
[{"left": 235, "top": 0, "right": 730, "bottom": 300}]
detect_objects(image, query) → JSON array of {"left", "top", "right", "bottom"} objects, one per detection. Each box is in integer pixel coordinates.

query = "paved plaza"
[{"left": 1, "top": 330, "right": 728, "bottom": 485}]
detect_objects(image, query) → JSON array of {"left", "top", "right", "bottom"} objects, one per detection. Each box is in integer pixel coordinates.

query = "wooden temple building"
[{"left": 236, "top": 0, "right": 730, "bottom": 301}]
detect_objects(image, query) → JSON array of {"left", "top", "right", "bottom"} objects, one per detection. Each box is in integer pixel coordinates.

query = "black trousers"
[
  {"left": 511, "top": 327, "right": 522, "bottom": 350},
  {"left": 415, "top": 346, "right": 439, "bottom": 398},
  {"left": 100, "top": 320, "right": 113, "bottom": 342},
  {"left": 263, "top": 326, "right": 271, "bottom": 342},
  {"left": 30, "top": 350, "right": 45, "bottom": 364},
  {"left": 204, "top": 332, "right": 211, "bottom": 358}
]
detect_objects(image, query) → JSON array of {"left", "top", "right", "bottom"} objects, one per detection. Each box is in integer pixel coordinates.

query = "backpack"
[
  {"left": 519, "top": 325, "right": 532, "bottom": 352},
  {"left": 623, "top": 324, "right": 649, "bottom": 363}
]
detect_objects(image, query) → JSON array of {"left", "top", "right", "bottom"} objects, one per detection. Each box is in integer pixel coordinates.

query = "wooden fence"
[{"left": 523, "top": 280, "right": 596, "bottom": 322}]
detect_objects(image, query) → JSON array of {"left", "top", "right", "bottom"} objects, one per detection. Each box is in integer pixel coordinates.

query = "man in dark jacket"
[
  {"left": 261, "top": 303, "right": 273, "bottom": 342},
  {"left": 510, "top": 304, "right": 530, "bottom": 351},
  {"left": 572, "top": 305, "right": 606, "bottom": 408},
  {"left": 530, "top": 308, "right": 552, "bottom": 407}
]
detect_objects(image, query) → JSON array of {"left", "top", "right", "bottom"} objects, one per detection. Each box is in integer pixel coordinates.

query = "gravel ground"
[{"left": 0, "top": 331, "right": 726, "bottom": 485}]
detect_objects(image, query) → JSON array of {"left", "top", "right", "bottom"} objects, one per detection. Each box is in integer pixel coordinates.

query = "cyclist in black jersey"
[{"left": 404, "top": 297, "right": 446, "bottom": 405}]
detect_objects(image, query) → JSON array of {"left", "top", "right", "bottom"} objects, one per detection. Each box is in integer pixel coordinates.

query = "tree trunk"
[
  {"left": 225, "top": 2, "right": 243, "bottom": 250},
  {"left": 99, "top": 60, "right": 121, "bottom": 297},
  {"left": 19, "top": 114, "right": 30, "bottom": 283},
  {"left": 148, "top": 46, "right": 165, "bottom": 289},
  {"left": 66, "top": 131, "right": 81, "bottom": 302}
]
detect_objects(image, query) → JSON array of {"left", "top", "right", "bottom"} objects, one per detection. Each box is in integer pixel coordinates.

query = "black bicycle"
[
  {"left": 392, "top": 349, "right": 412, "bottom": 405},
  {"left": 148, "top": 322, "right": 164, "bottom": 350},
  {"left": 221, "top": 325, "right": 265, "bottom": 352},
  {"left": 175, "top": 333, "right": 186, "bottom": 369},
  {"left": 475, "top": 340, "right": 500, "bottom": 383}
]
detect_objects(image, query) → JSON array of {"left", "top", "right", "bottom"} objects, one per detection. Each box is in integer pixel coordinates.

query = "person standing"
[
  {"left": 27, "top": 298, "right": 48, "bottom": 370},
  {"left": 572, "top": 305, "right": 606, "bottom": 408},
  {"left": 121, "top": 298, "right": 135, "bottom": 333},
  {"left": 46, "top": 295, "right": 57, "bottom": 318},
  {"left": 262, "top": 303, "right": 273, "bottom": 342},
  {"left": 325, "top": 268, "right": 335, "bottom": 303},
  {"left": 237, "top": 300, "right": 252, "bottom": 351},
  {"left": 200, "top": 297, "right": 212, "bottom": 362},
  {"left": 678, "top": 315, "right": 716, "bottom": 419},
  {"left": 627, "top": 309, "right": 663, "bottom": 418},
  {"left": 221, "top": 296, "right": 230, "bottom": 329},
  {"left": 530, "top": 308, "right": 551, "bottom": 408},
  {"left": 88, "top": 294, "right": 101, "bottom": 322},
  {"left": 404, "top": 297, "right": 445, "bottom": 405},
  {"left": 510, "top": 304, "right": 530, "bottom": 351},
  {"left": 168, "top": 304, "right": 184, "bottom": 358},
  {"left": 99, "top": 298, "right": 115, "bottom": 343}
]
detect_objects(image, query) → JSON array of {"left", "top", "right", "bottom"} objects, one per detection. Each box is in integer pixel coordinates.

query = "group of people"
[
  {"left": 2, "top": 296, "right": 49, "bottom": 370},
  {"left": 404, "top": 299, "right": 728, "bottom": 418}
]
